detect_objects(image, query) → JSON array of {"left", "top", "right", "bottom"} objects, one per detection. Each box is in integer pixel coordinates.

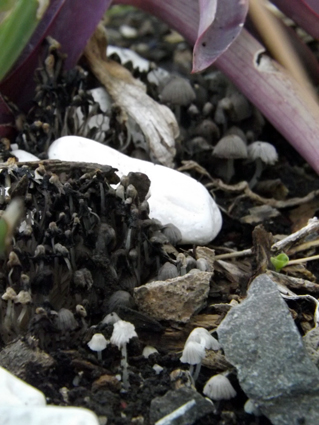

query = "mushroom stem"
[
  {"left": 193, "top": 362, "right": 202, "bottom": 382},
  {"left": 225, "top": 158, "right": 235, "bottom": 183},
  {"left": 121, "top": 344, "right": 129, "bottom": 390},
  {"left": 249, "top": 158, "right": 264, "bottom": 188}
]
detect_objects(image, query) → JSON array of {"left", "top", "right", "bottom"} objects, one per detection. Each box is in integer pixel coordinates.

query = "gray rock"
[
  {"left": 0, "top": 339, "right": 55, "bottom": 380},
  {"left": 217, "top": 273, "right": 319, "bottom": 425},
  {"left": 303, "top": 326, "right": 319, "bottom": 369},
  {"left": 150, "top": 387, "right": 214, "bottom": 425},
  {"left": 134, "top": 271, "right": 211, "bottom": 323}
]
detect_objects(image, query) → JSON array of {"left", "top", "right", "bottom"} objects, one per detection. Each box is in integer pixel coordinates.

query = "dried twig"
[
  {"left": 271, "top": 217, "right": 319, "bottom": 252},
  {"left": 267, "top": 270, "right": 319, "bottom": 294},
  {"left": 206, "top": 179, "right": 319, "bottom": 210}
]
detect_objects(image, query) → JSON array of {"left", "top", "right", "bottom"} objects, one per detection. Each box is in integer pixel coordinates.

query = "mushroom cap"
[
  {"left": 180, "top": 340, "right": 206, "bottom": 365},
  {"left": 161, "top": 223, "right": 182, "bottom": 245},
  {"left": 76, "top": 304, "right": 87, "bottom": 318},
  {"left": 57, "top": 308, "right": 78, "bottom": 332},
  {"left": 244, "top": 399, "right": 262, "bottom": 416},
  {"left": 34, "top": 244, "right": 46, "bottom": 257},
  {"left": 15, "top": 290, "right": 32, "bottom": 305},
  {"left": 110, "top": 319, "right": 137, "bottom": 348},
  {"left": 2, "top": 287, "right": 17, "bottom": 301},
  {"left": 158, "top": 262, "right": 179, "bottom": 280},
  {"left": 7, "top": 251, "right": 21, "bottom": 267},
  {"left": 248, "top": 141, "right": 278, "bottom": 164},
  {"left": 88, "top": 333, "right": 108, "bottom": 352},
  {"left": 102, "top": 312, "right": 121, "bottom": 325},
  {"left": 160, "top": 76, "right": 196, "bottom": 106},
  {"left": 213, "top": 135, "right": 248, "bottom": 159},
  {"left": 186, "top": 327, "right": 221, "bottom": 351},
  {"left": 142, "top": 345, "right": 159, "bottom": 358},
  {"left": 203, "top": 374, "right": 237, "bottom": 401}
]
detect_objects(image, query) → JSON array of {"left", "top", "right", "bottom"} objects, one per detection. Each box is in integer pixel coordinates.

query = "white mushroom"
[
  {"left": 180, "top": 340, "right": 206, "bottom": 382},
  {"left": 182, "top": 328, "right": 221, "bottom": 381},
  {"left": 203, "top": 374, "right": 237, "bottom": 401},
  {"left": 186, "top": 327, "right": 221, "bottom": 351},
  {"left": 142, "top": 346, "right": 159, "bottom": 359},
  {"left": 248, "top": 141, "right": 278, "bottom": 188},
  {"left": 87, "top": 333, "right": 109, "bottom": 360},
  {"left": 110, "top": 319, "right": 137, "bottom": 390}
]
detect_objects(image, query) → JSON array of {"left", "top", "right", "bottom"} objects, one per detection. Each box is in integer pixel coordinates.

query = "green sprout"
[
  {"left": 270, "top": 253, "right": 289, "bottom": 272},
  {"left": 0, "top": 0, "right": 49, "bottom": 82}
]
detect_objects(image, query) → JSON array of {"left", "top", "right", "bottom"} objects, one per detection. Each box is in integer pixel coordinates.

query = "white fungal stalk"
[{"left": 111, "top": 319, "right": 137, "bottom": 391}]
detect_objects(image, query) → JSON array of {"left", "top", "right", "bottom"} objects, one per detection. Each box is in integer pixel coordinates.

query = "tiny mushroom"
[
  {"left": 186, "top": 327, "right": 221, "bottom": 351},
  {"left": 157, "top": 262, "right": 179, "bottom": 281},
  {"left": 248, "top": 141, "right": 278, "bottom": 188},
  {"left": 142, "top": 345, "right": 159, "bottom": 359},
  {"left": 203, "top": 374, "right": 237, "bottom": 411},
  {"left": 110, "top": 319, "right": 137, "bottom": 390},
  {"left": 182, "top": 327, "right": 221, "bottom": 381},
  {"left": 87, "top": 333, "right": 109, "bottom": 361},
  {"left": 2, "top": 287, "right": 17, "bottom": 333},
  {"left": 180, "top": 340, "right": 206, "bottom": 382},
  {"left": 161, "top": 223, "right": 182, "bottom": 245},
  {"left": 160, "top": 75, "right": 196, "bottom": 121},
  {"left": 160, "top": 75, "right": 196, "bottom": 107},
  {"left": 213, "top": 134, "right": 248, "bottom": 183},
  {"left": 244, "top": 399, "right": 262, "bottom": 417},
  {"left": 15, "top": 290, "right": 32, "bottom": 329}
]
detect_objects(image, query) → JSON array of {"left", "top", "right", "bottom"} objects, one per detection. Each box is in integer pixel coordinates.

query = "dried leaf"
[{"left": 84, "top": 26, "right": 178, "bottom": 167}]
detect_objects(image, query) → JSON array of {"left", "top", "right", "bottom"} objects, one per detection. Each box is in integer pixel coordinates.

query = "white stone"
[
  {"left": 0, "top": 367, "right": 46, "bottom": 407},
  {"left": 0, "top": 406, "right": 99, "bottom": 425},
  {"left": 10, "top": 150, "right": 39, "bottom": 162},
  {"left": 48, "top": 136, "right": 222, "bottom": 244}
]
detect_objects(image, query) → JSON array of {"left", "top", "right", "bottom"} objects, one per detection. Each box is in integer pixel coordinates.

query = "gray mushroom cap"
[
  {"left": 160, "top": 76, "right": 196, "bottom": 106},
  {"left": 248, "top": 141, "right": 278, "bottom": 164},
  {"left": 213, "top": 135, "right": 248, "bottom": 159},
  {"left": 203, "top": 374, "right": 237, "bottom": 401}
]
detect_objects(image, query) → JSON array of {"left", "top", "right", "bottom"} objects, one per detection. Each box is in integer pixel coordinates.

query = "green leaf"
[
  {"left": 0, "top": 0, "right": 49, "bottom": 81},
  {"left": 270, "top": 253, "right": 289, "bottom": 272}
]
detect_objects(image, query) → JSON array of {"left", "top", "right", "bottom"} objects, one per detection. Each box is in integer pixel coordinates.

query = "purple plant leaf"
[
  {"left": 304, "top": 0, "right": 319, "bottom": 14},
  {"left": 217, "top": 28, "right": 319, "bottom": 174},
  {"left": 192, "top": 0, "right": 249, "bottom": 72},
  {"left": 0, "top": 0, "right": 112, "bottom": 111},
  {"left": 115, "top": 0, "right": 319, "bottom": 174},
  {"left": 271, "top": 0, "right": 319, "bottom": 39},
  {"left": 114, "top": 0, "right": 249, "bottom": 72}
]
